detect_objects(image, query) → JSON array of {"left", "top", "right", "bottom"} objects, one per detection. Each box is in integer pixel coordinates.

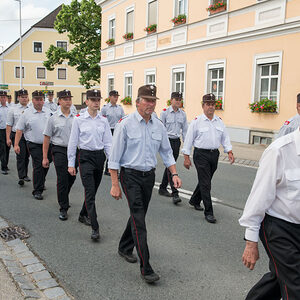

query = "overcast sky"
[{"left": 0, "top": 0, "right": 72, "bottom": 51}]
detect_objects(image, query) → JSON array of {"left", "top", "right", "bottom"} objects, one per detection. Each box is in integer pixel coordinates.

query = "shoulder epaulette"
[
  {"left": 284, "top": 120, "right": 290, "bottom": 125},
  {"left": 163, "top": 108, "right": 167, "bottom": 111},
  {"left": 118, "top": 115, "right": 129, "bottom": 123},
  {"left": 76, "top": 114, "right": 80, "bottom": 117}
]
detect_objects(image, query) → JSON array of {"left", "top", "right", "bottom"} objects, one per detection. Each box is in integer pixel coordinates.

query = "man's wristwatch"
[{"left": 171, "top": 173, "right": 179, "bottom": 178}]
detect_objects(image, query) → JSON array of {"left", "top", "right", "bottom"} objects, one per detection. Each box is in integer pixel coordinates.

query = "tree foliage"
[{"left": 43, "top": 0, "right": 101, "bottom": 88}]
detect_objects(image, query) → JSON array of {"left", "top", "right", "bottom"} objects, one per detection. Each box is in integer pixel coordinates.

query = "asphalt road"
[{"left": 0, "top": 152, "right": 268, "bottom": 300}]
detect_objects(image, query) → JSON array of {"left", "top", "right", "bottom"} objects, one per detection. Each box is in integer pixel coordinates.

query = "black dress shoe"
[
  {"left": 118, "top": 250, "right": 137, "bottom": 263},
  {"left": 78, "top": 215, "right": 91, "bottom": 226},
  {"left": 91, "top": 229, "right": 100, "bottom": 241},
  {"left": 158, "top": 188, "right": 172, "bottom": 197},
  {"left": 23, "top": 176, "right": 31, "bottom": 182},
  {"left": 1, "top": 169, "right": 8, "bottom": 175},
  {"left": 59, "top": 210, "right": 68, "bottom": 221},
  {"left": 33, "top": 193, "right": 43, "bottom": 200},
  {"left": 188, "top": 200, "right": 204, "bottom": 211},
  {"left": 205, "top": 215, "right": 217, "bottom": 223},
  {"left": 141, "top": 272, "right": 160, "bottom": 283},
  {"left": 18, "top": 179, "right": 24, "bottom": 186},
  {"left": 172, "top": 194, "right": 182, "bottom": 205}
]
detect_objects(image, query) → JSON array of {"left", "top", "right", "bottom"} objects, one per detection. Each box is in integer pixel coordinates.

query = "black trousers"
[
  {"left": 119, "top": 167, "right": 155, "bottom": 276},
  {"left": 160, "top": 138, "right": 181, "bottom": 195},
  {"left": 190, "top": 148, "right": 219, "bottom": 216},
  {"left": 11, "top": 131, "right": 29, "bottom": 179},
  {"left": 0, "top": 128, "right": 10, "bottom": 170},
  {"left": 52, "top": 145, "right": 77, "bottom": 211},
  {"left": 78, "top": 149, "right": 105, "bottom": 231},
  {"left": 27, "top": 142, "right": 52, "bottom": 195},
  {"left": 246, "top": 214, "right": 300, "bottom": 300},
  {"left": 105, "top": 128, "right": 114, "bottom": 173}
]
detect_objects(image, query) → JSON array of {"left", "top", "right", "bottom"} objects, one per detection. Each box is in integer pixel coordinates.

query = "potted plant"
[
  {"left": 106, "top": 38, "right": 115, "bottom": 46},
  {"left": 121, "top": 96, "right": 132, "bottom": 105},
  {"left": 144, "top": 24, "right": 157, "bottom": 34},
  {"left": 104, "top": 98, "right": 110, "bottom": 103},
  {"left": 215, "top": 98, "right": 223, "bottom": 110},
  {"left": 207, "top": 1, "right": 227, "bottom": 15},
  {"left": 171, "top": 14, "right": 186, "bottom": 26},
  {"left": 123, "top": 32, "right": 133, "bottom": 40},
  {"left": 249, "top": 98, "right": 277, "bottom": 113}
]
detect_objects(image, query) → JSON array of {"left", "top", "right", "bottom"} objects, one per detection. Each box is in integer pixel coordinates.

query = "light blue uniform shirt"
[
  {"left": 160, "top": 106, "right": 188, "bottom": 141},
  {"left": 182, "top": 114, "right": 232, "bottom": 155},
  {"left": 6, "top": 103, "right": 29, "bottom": 132},
  {"left": 67, "top": 110, "right": 112, "bottom": 167},
  {"left": 0, "top": 104, "right": 9, "bottom": 129},
  {"left": 277, "top": 114, "right": 300, "bottom": 138},
  {"left": 44, "top": 100, "right": 58, "bottom": 112},
  {"left": 100, "top": 103, "right": 125, "bottom": 129},
  {"left": 108, "top": 110, "right": 176, "bottom": 172}
]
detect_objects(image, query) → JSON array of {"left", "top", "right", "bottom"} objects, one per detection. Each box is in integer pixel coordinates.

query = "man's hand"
[
  {"left": 68, "top": 167, "right": 76, "bottom": 176},
  {"left": 242, "top": 241, "right": 259, "bottom": 270},
  {"left": 228, "top": 151, "right": 235, "bottom": 164},
  {"left": 110, "top": 184, "right": 122, "bottom": 200},
  {"left": 172, "top": 176, "right": 182, "bottom": 189},
  {"left": 42, "top": 158, "right": 49, "bottom": 168},
  {"left": 184, "top": 155, "right": 192, "bottom": 169},
  {"left": 14, "top": 145, "right": 20, "bottom": 155},
  {"left": 6, "top": 139, "right": 12, "bottom": 147}
]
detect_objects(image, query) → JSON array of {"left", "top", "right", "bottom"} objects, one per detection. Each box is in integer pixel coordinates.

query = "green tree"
[{"left": 43, "top": 0, "right": 101, "bottom": 88}]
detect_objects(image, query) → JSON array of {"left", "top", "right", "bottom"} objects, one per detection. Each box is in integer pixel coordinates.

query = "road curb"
[{"left": 0, "top": 216, "right": 74, "bottom": 300}]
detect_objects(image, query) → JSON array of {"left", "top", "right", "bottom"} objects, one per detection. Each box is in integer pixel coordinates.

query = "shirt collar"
[
  {"left": 135, "top": 110, "right": 153, "bottom": 123},
  {"left": 202, "top": 114, "right": 217, "bottom": 121},
  {"left": 83, "top": 110, "right": 101, "bottom": 119},
  {"left": 169, "top": 106, "right": 180, "bottom": 113},
  {"left": 58, "top": 109, "right": 74, "bottom": 118},
  {"left": 294, "top": 127, "right": 300, "bottom": 155},
  {"left": 32, "top": 106, "right": 46, "bottom": 113}
]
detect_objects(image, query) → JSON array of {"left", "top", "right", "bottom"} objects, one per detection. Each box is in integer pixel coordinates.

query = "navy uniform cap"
[
  {"left": 0, "top": 90, "right": 7, "bottom": 96},
  {"left": 32, "top": 90, "right": 44, "bottom": 98},
  {"left": 171, "top": 92, "right": 183, "bottom": 99},
  {"left": 138, "top": 85, "right": 159, "bottom": 100},
  {"left": 47, "top": 91, "right": 54, "bottom": 96},
  {"left": 17, "top": 89, "right": 28, "bottom": 96},
  {"left": 109, "top": 90, "right": 120, "bottom": 97},
  {"left": 57, "top": 89, "right": 73, "bottom": 98},
  {"left": 87, "top": 89, "right": 101, "bottom": 99},
  {"left": 202, "top": 93, "right": 216, "bottom": 102}
]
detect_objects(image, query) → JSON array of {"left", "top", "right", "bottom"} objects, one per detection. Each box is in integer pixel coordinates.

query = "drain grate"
[{"left": 0, "top": 226, "right": 30, "bottom": 242}]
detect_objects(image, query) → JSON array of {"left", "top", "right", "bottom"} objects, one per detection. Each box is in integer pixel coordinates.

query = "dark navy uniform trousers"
[{"left": 0, "top": 128, "right": 10, "bottom": 171}]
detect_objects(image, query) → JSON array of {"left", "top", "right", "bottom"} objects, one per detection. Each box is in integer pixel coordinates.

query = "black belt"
[
  {"left": 79, "top": 149, "right": 104, "bottom": 154},
  {"left": 52, "top": 144, "right": 67, "bottom": 149},
  {"left": 121, "top": 167, "right": 155, "bottom": 177},
  {"left": 195, "top": 147, "right": 219, "bottom": 152}
]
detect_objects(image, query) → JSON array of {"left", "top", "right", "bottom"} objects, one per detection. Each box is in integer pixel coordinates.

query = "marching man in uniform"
[
  {"left": 43, "top": 91, "right": 58, "bottom": 112},
  {"left": 182, "top": 93, "right": 234, "bottom": 223},
  {"left": 68, "top": 89, "right": 112, "bottom": 241},
  {"left": 108, "top": 85, "right": 182, "bottom": 283},
  {"left": 159, "top": 92, "right": 188, "bottom": 205},
  {"left": 43, "top": 90, "right": 77, "bottom": 221}
]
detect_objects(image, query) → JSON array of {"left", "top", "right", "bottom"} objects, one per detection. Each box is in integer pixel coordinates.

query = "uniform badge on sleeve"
[
  {"left": 284, "top": 120, "right": 290, "bottom": 125},
  {"left": 163, "top": 108, "right": 167, "bottom": 111},
  {"left": 76, "top": 114, "right": 80, "bottom": 117}
]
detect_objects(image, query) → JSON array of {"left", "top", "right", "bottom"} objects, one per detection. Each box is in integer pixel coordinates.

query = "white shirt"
[
  {"left": 6, "top": 103, "right": 29, "bottom": 132},
  {"left": 277, "top": 114, "right": 300, "bottom": 138},
  {"left": 181, "top": 114, "right": 232, "bottom": 155},
  {"left": 100, "top": 103, "right": 125, "bottom": 129},
  {"left": 0, "top": 103, "right": 9, "bottom": 129},
  {"left": 239, "top": 128, "right": 300, "bottom": 242},
  {"left": 67, "top": 110, "right": 112, "bottom": 167}
]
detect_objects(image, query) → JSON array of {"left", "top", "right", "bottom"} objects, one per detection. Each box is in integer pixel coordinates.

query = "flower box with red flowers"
[
  {"left": 106, "top": 38, "right": 115, "bottom": 46},
  {"left": 144, "top": 24, "right": 157, "bottom": 34},
  {"left": 123, "top": 33, "right": 133, "bottom": 41},
  {"left": 207, "top": 1, "right": 227, "bottom": 15},
  {"left": 121, "top": 96, "right": 132, "bottom": 105},
  {"left": 249, "top": 98, "right": 278, "bottom": 113},
  {"left": 171, "top": 14, "right": 186, "bottom": 26},
  {"left": 215, "top": 98, "right": 223, "bottom": 110}
]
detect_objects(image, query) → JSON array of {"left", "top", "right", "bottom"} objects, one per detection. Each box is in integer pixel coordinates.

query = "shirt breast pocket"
[
  {"left": 54, "top": 124, "right": 64, "bottom": 136},
  {"left": 197, "top": 127, "right": 209, "bottom": 136},
  {"left": 151, "top": 132, "right": 162, "bottom": 151},
  {"left": 80, "top": 124, "right": 91, "bottom": 133},
  {"left": 166, "top": 115, "right": 174, "bottom": 123},
  {"left": 96, "top": 126, "right": 105, "bottom": 138},
  {"left": 215, "top": 126, "right": 224, "bottom": 137},
  {"left": 285, "top": 169, "right": 300, "bottom": 201}
]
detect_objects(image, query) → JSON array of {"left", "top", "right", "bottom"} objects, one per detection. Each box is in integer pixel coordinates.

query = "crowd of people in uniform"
[{"left": 0, "top": 85, "right": 300, "bottom": 294}]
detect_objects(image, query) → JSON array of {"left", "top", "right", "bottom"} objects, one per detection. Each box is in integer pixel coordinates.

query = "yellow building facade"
[
  {"left": 97, "top": 0, "right": 300, "bottom": 144},
  {"left": 0, "top": 6, "right": 95, "bottom": 107}
]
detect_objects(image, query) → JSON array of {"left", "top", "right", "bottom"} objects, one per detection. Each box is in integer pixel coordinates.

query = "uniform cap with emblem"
[
  {"left": 138, "top": 84, "right": 159, "bottom": 100},
  {"left": 57, "top": 89, "right": 73, "bottom": 98},
  {"left": 109, "top": 90, "right": 120, "bottom": 97},
  {"left": 202, "top": 93, "right": 216, "bottom": 103},
  {"left": 47, "top": 91, "right": 54, "bottom": 96},
  {"left": 86, "top": 89, "right": 101, "bottom": 99},
  {"left": 0, "top": 90, "right": 7, "bottom": 96},
  {"left": 17, "top": 89, "right": 28, "bottom": 96},
  {"left": 297, "top": 93, "right": 300, "bottom": 103},
  {"left": 171, "top": 92, "right": 183, "bottom": 99},
  {"left": 32, "top": 90, "right": 44, "bottom": 98}
]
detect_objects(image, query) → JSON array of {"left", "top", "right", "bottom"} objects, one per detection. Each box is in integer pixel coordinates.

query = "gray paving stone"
[
  {"left": 0, "top": 252, "right": 14, "bottom": 260},
  {"left": 0, "top": 217, "right": 4, "bottom": 222},
  {"left": 43, "top": 287, "right": 65, "bottom": 299},
  {"left": 7, "top": 266, "right": 24, "bottom": 275},
  {"left": 20, "top": 257, "right": 39, "bottom": 266},
  {"left": 36, "top": 278, "right": 58, "bottom": 290},
  {"left": 12, "top": 244, "right": 29, "bottom": 254},
  {"left": 249, "top": 160, "right": 256, "bottom": 166},
  {"left": 6, "top": 238, "right": 23, "bottom": 247},
  {"left": 3, "top": 259, "right": 20, "bottom": 267},
  {"left": 244, "top": 159, "right": 251, "bottom": 165},
  {"left": 18, "top": 281, "right": 36, "bottom": 290},
  {"left": 0, "top": 243, "right": 6, "bottom": 251},
  {"left": 21, "top": 289, "right": 41, "bottom": 299},
  {"left": 254, "top": 161, "right": 259, "bottom": 167},
  {"left": 15, "top": 250, "right": 35, "bottom": 259},
  {"left": 239, "top": 159, "right": 245, "bottom": 164},
  {"left": 32, "top": 270, "right": 52, "bottom": 281},
  {"left": 26, "top": 263, "right": 45, "bottom": 273},
  {"left": 13, "top": 274, "right": 32, "bottom": 284},
  {"left": 59, "top": 296, "right": 71, "bottom": 300},
  {"left": 0, "top": 221, "right": 8, "bottom": 228}
]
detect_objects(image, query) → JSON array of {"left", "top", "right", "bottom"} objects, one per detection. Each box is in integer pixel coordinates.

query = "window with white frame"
[
  {"left": 175, "top": 0, "right": 186, "bottom": 16},
  {"left": 148, "top": 0, "right": 158, "bottom": 25},
  {"left": 15, "top": 67, "right": 24, "bottom": 78},
  {"left": 57, "top": 41, "right": 67, "bottom": 51},
  {"left": 125, "top": 74, "right": 133, "bottom": 98},
  {"left": 207, "top": 66, "right": 224, "bottom": 100},
  {"left": 108, "top": 76, "right": 115, "bottom": 93},
  {"left": 145, "top": 69, "right": 156, "bottom": 85},
  {"left": 172, "top": 67, "right": 185, "bottom": 93},
  {"left": 33, "top": 42, "right": 42, "bottom": 53},
  {"left": 58, "top": 68, "right": 66, "bottom": 80},
  {"left": 109, "top": 18, "right": 116, "bottom": 39},
  {"left": 37, "top": 67, "right": 46, "bottom": 79},
  {"left": 126, "top": 9, "right": 134, "bottom": 33}
]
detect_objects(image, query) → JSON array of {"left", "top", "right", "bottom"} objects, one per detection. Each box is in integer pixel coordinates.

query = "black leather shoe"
[
  {"left": 1, "top": 169, "right": 8, "bottom": 175},
  {"left": 158, "top": 188, "right": 172, "bottom": 197},
  {"left": 18, "top": 179, "right": 24, "bottom": 186},
  {"left": 78, "top": 215, "right": 91, "bottom": 226},
  {"left": 118, "top": 250, "right": 137, "bottom": 263},
  {"left": 23, "top": 176, "right": 31, "bottom": 182},
  {"left": 141, "top": 272, "right": 160, "bottom": 283},
  {"left": 188, "top": 200, "right": 204, "bottom": 211},
  {"left": 33, "top": 193, "right": 43, "bottom": 200},
  {"left": 59, "top": 210, "right": 68, "bottom": 221},
  {"left": 205, "top": 215, "right": 216, "bottom": 223},
  {"left": 104, "top": 171, "right": 110, "bottom": 176},
  {"left": 91, "top": 229, "right": 100, "bottom": 241},
  {"left": 172, "top": 194, "right": 182, "bottom": 205}
]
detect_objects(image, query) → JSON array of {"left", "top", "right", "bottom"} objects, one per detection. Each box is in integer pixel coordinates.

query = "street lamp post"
[{"left": 15, "top": 0, "right": 22, "bottom": 89}]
